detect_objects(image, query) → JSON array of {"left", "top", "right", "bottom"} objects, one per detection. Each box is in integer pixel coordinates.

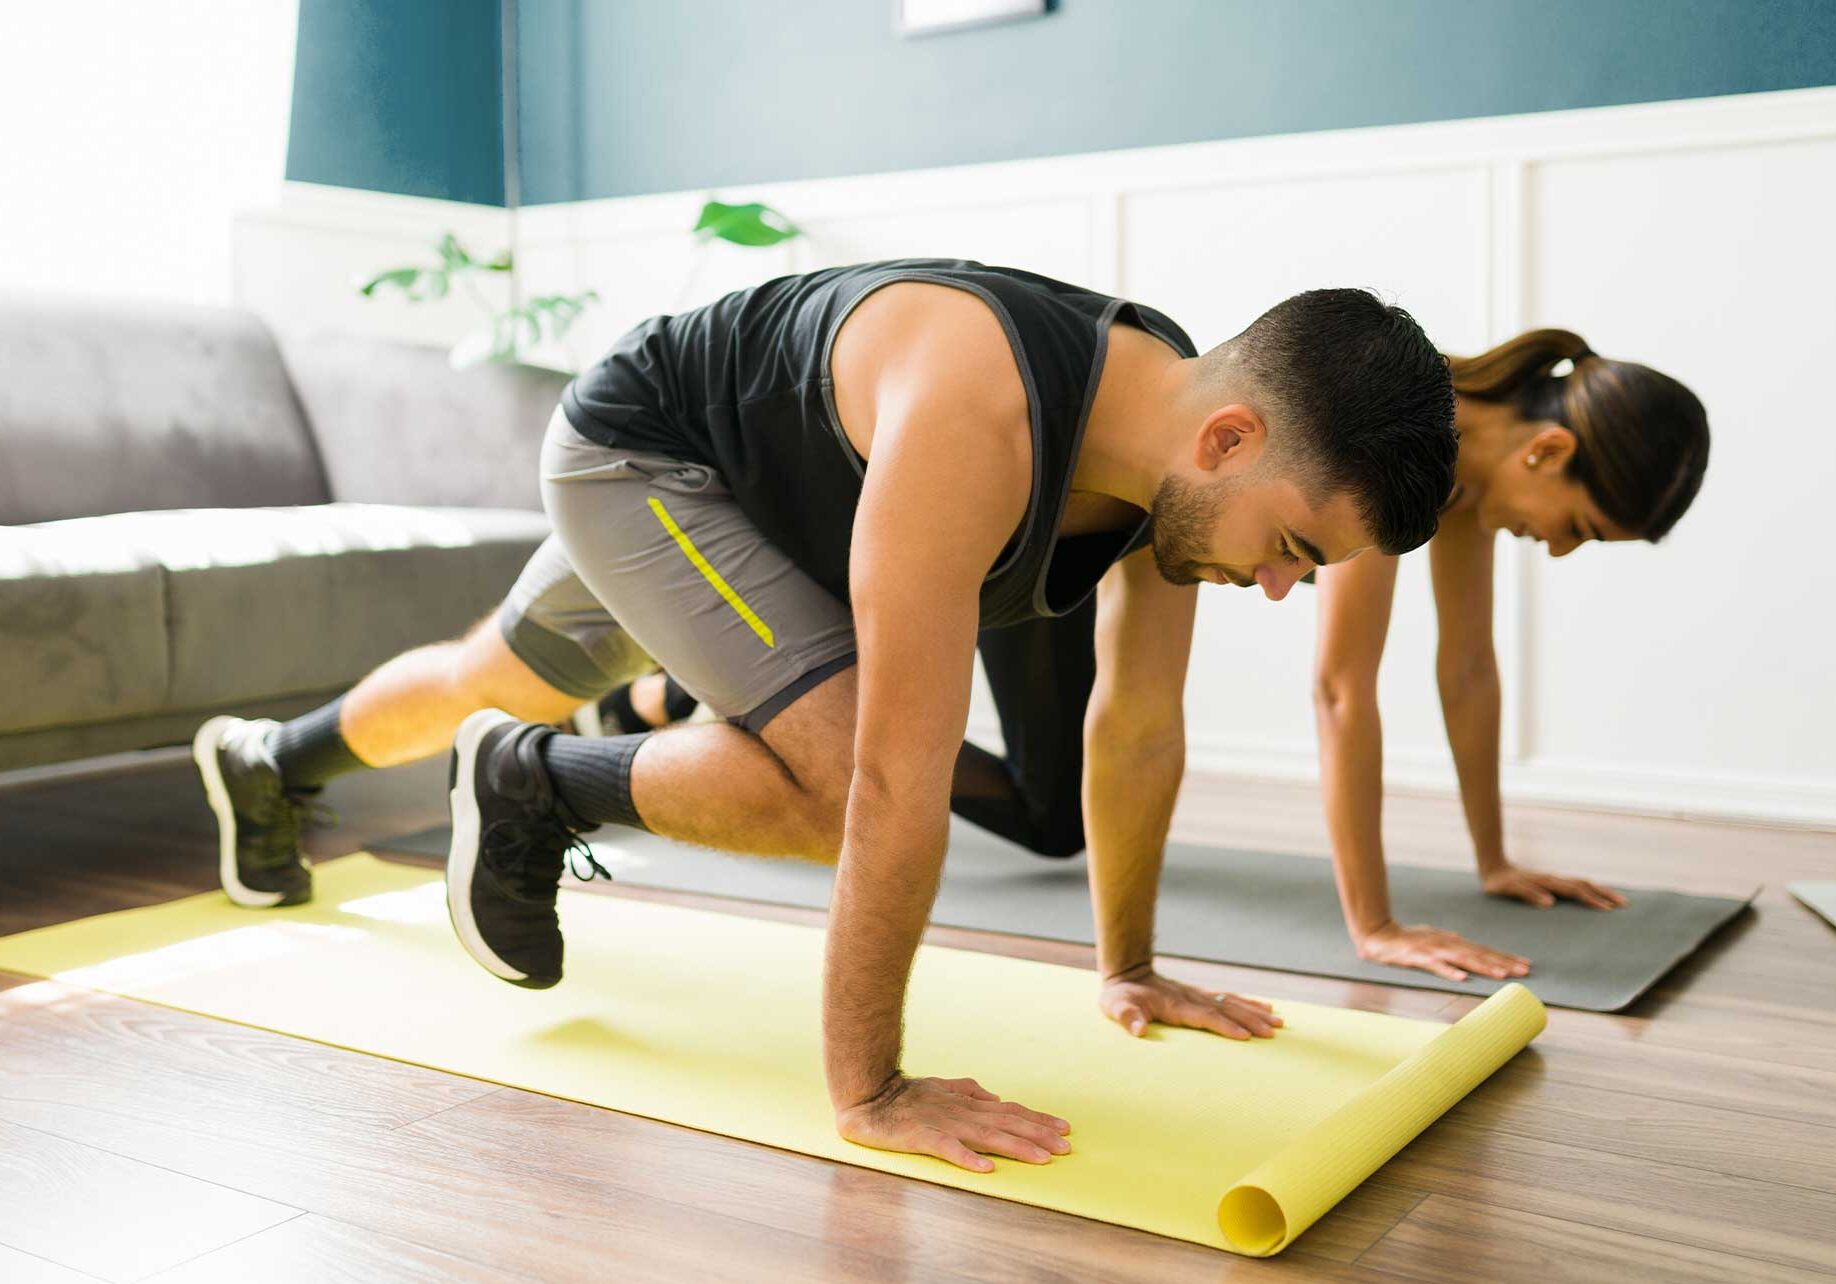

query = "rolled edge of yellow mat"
[{"left": 1216, "top": 982, "right": 1547, "bottom": 1256}]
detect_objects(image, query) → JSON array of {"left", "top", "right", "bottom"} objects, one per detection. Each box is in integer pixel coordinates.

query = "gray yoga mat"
[{"left": 381, "top": 821, "right": 1753, "bottom": 1012}]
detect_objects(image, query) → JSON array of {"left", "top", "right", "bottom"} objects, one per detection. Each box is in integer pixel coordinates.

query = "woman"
[{"left": 1314, "top": 330, "right": 1710, "bottom": 981}]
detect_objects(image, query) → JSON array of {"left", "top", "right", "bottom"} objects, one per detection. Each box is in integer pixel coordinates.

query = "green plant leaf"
[
  {"left": 449, "top": 289, "right": 603, "bottom": 369},
  {"left": 516, "top": 308, "right": 543, "bottom": 355},
  {"left": 358, "top": 266, "right": 425, "bottom": 298},
  {"left": 358, "top": 265, "right": 453, "bottom": 302},
  {"left": 694, "top": 200, "right": 800, "bottom": 247},
  {"left": 436, "top": 232, "right": 475, "bottom": 271},
  {"left": 524, "top": 291, "right": 601, "bottom": 342},
  {"left": 363, "top": 232, "right": 521, "bottom": 307}
]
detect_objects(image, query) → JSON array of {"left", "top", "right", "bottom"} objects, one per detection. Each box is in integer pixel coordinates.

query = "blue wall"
[
  {"left": 287, "top": 0, "right": 505, "bottom": 205},
  {"left": 516, "top": 0, "right": 1836, "bottom": 204},
  {"left": 289, "top": 0, "right": 1836, "bottom": 206}
]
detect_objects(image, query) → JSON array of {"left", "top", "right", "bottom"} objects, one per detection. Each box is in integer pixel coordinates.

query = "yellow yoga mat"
[{"left": 0, "top": 855, "right": 1544, "bottom": 1255}]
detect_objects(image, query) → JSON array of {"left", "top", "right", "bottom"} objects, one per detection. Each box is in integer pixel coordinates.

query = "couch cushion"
[
  {"left": 0, "top": 293, "right": 331, "bottom": 524},
  {"left": 0, "top": 505, "right": 552, "bottom": 735},
  {"left": 278, "top": 332, "right": 568, "bottom": 512},
  {"left": 0, "top": 527, "right": 170, "bottom": 732}
]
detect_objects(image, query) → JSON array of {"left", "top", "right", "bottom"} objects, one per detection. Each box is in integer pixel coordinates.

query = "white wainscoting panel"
[{"left": 1517, "top": 135, "right": 1836, "bottom": 819}]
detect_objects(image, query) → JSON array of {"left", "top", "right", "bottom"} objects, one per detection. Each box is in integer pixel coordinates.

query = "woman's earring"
[{"left": 1526, "top": 454, "right": 1540, "bottom": 467}]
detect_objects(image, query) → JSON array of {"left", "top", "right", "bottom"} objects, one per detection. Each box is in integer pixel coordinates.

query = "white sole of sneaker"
[
  {"left": 192, "top": 716, "right": 289, "bottom": 909},
  {"left": 445, "top": 708, "right": 542, "bottom": 986}
]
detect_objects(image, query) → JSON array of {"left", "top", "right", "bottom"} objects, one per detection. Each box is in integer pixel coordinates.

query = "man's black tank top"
[{"left": 561, "top": 259, "right": 1197, "bottom": 628}]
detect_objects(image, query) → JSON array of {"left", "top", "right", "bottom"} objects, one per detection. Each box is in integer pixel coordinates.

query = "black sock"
[
  {"left": 600, "top": 675, "right": 701, "bottom": 732},
  {"left": 599, "top": 683, "right": 643, "bottom": 734},
  {"left": 540, "top": 732, "right": 650, "bottom": 831},
  {"left": 266, "top": 697, "right": 367, "bottom": 790},
  {"left": 661, "top": 676, "right": 699, "bottom": 724}
]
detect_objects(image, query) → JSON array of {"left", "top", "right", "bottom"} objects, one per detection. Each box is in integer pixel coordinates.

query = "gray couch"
[{"left": 0, "top": 293, "right": 568, "bottom": 771}]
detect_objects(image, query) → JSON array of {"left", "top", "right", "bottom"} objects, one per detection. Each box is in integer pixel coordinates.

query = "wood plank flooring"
[{"left": 0, "top": 754, "right": 1831, "bottom": 1282}]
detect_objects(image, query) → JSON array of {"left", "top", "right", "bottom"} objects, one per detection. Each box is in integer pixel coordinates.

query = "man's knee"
[
  {"left": 759, "top": 665, "right": 858, "bottom": 858},
  {"left": 786, "top": 744, "right": 854, "bottom": 861},
  {"left": 453, "top": 616, "right": 584, "bottom": 721},
  {"left": 798, "top": 777, "right": 851, "bottom": 862}
]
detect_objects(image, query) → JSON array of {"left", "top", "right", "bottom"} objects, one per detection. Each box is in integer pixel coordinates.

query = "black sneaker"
[
  {"left": 192, "top": 716, "right": 314, "bottom": 908},
  {"left": 445, "top": 709, "right": 608, "bottom": 989}
]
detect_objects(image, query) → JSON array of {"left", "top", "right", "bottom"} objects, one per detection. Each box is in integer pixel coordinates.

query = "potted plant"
[{"left": 359, "top": 199, "right": 801, "bottom": 371}]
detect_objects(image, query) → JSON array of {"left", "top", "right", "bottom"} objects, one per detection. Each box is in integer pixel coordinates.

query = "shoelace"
[
  {"left": 480, "top": 814, "right": 612, "bottom": 902},
  {"left": 566, "top": 841, "right": 614, "bottom": 886}
]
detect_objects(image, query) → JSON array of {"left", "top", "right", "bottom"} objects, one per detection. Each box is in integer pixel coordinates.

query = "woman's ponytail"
[{"left": 1448, "top": 329, "right": 1593, "bottom": 400}]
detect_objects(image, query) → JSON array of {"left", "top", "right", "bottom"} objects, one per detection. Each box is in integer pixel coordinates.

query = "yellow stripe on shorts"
[{"left": 647, "top": 497, "right": 775, "bottom": 649}]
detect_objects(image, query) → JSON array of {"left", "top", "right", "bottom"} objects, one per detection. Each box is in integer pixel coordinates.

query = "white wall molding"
[
  {"left": 248, "top": 180, "right": 512, "bottom": 242},
  {"left": 513, "top": 86, "right": 1836, "bottom": 242},
  {"left": 235, "top": 85, "right": 1836, "bottom": 830}
]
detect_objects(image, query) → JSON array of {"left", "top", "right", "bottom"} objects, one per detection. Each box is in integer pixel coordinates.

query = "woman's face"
[{"left": 1474, "top": 425, "right": 1635, "bottom": 558}]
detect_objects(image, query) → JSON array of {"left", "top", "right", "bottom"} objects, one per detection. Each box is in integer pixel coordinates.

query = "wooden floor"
[{"left": 0, "top": 753, "right": 1832, "bottom": 1283}]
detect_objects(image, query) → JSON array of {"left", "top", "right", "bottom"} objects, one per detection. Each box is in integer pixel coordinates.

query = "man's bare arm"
[
  {"left": 826, "top": 289, "right": 1072, "bottom": 1170},
  {"left": 1084, "top": 548, "right": 1193, "bottom": 978},
  {"left": 1084, "top": 548, "right": 1280, "bottom": 1039}
]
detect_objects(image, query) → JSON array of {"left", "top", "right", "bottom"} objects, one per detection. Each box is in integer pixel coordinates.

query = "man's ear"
[
  {"left": 1195, "top": 403, "right": 1266, "bottom": 472},
  {"left": 1526, "top": 424, "right": 1577, "bottom": 470}
]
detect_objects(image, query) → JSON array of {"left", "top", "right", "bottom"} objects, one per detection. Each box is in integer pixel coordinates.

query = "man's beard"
[{"left": 1148, "top": 473, "right": 1237, "bottom": 586}]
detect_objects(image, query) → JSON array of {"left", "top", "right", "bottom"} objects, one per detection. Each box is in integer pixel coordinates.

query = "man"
[{"left": 198, "top": 260, "right": 1456, "bottom": 1172}]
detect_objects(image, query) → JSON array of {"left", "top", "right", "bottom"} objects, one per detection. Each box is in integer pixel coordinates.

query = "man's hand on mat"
[
  {"left": 1098, "top": 966, "right": 1283, "bottom": 1041},
  {"left": 835, "top": 1075, "right": 1073, "bottom": 1174},
  {"left": 1481, "top": 865, "right": 1628, "bottom": 912},
  {"left": 1355, "top": 921, "right": 1530, "bottom": 982}
]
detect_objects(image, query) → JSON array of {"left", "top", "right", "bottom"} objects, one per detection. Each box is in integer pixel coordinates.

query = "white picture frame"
[{"left": 896, "top": 0, "right": 1048, "bottom": 38}]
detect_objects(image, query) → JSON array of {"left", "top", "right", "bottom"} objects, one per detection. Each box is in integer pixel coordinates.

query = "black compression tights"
[{"left": 948, "top": 597, "right": 1097, "bottom": 859}]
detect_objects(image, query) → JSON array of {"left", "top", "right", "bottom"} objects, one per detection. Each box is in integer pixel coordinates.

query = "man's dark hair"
[{"left": 1215, "top": 288, "right": 1458, "bottom": 555}]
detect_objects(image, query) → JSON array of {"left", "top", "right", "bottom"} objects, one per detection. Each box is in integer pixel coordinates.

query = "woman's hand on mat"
[
  {"left": 1355, "top": 921, "right": 1530, "bottom": 982},
  {"left": 1098, "top": 967, "right": 1283, "bottom": 1041},
  {"left": 835, "top": 1075, "right": 1073, "bottom": 1174},
  {"left": 1482, "top": 865, "right": 1628, "bottom": 912}
]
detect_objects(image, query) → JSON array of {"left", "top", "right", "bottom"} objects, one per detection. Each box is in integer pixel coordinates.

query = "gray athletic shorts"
[{"left": 497, "top": 410, "right": 857, "bottom": 730}]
